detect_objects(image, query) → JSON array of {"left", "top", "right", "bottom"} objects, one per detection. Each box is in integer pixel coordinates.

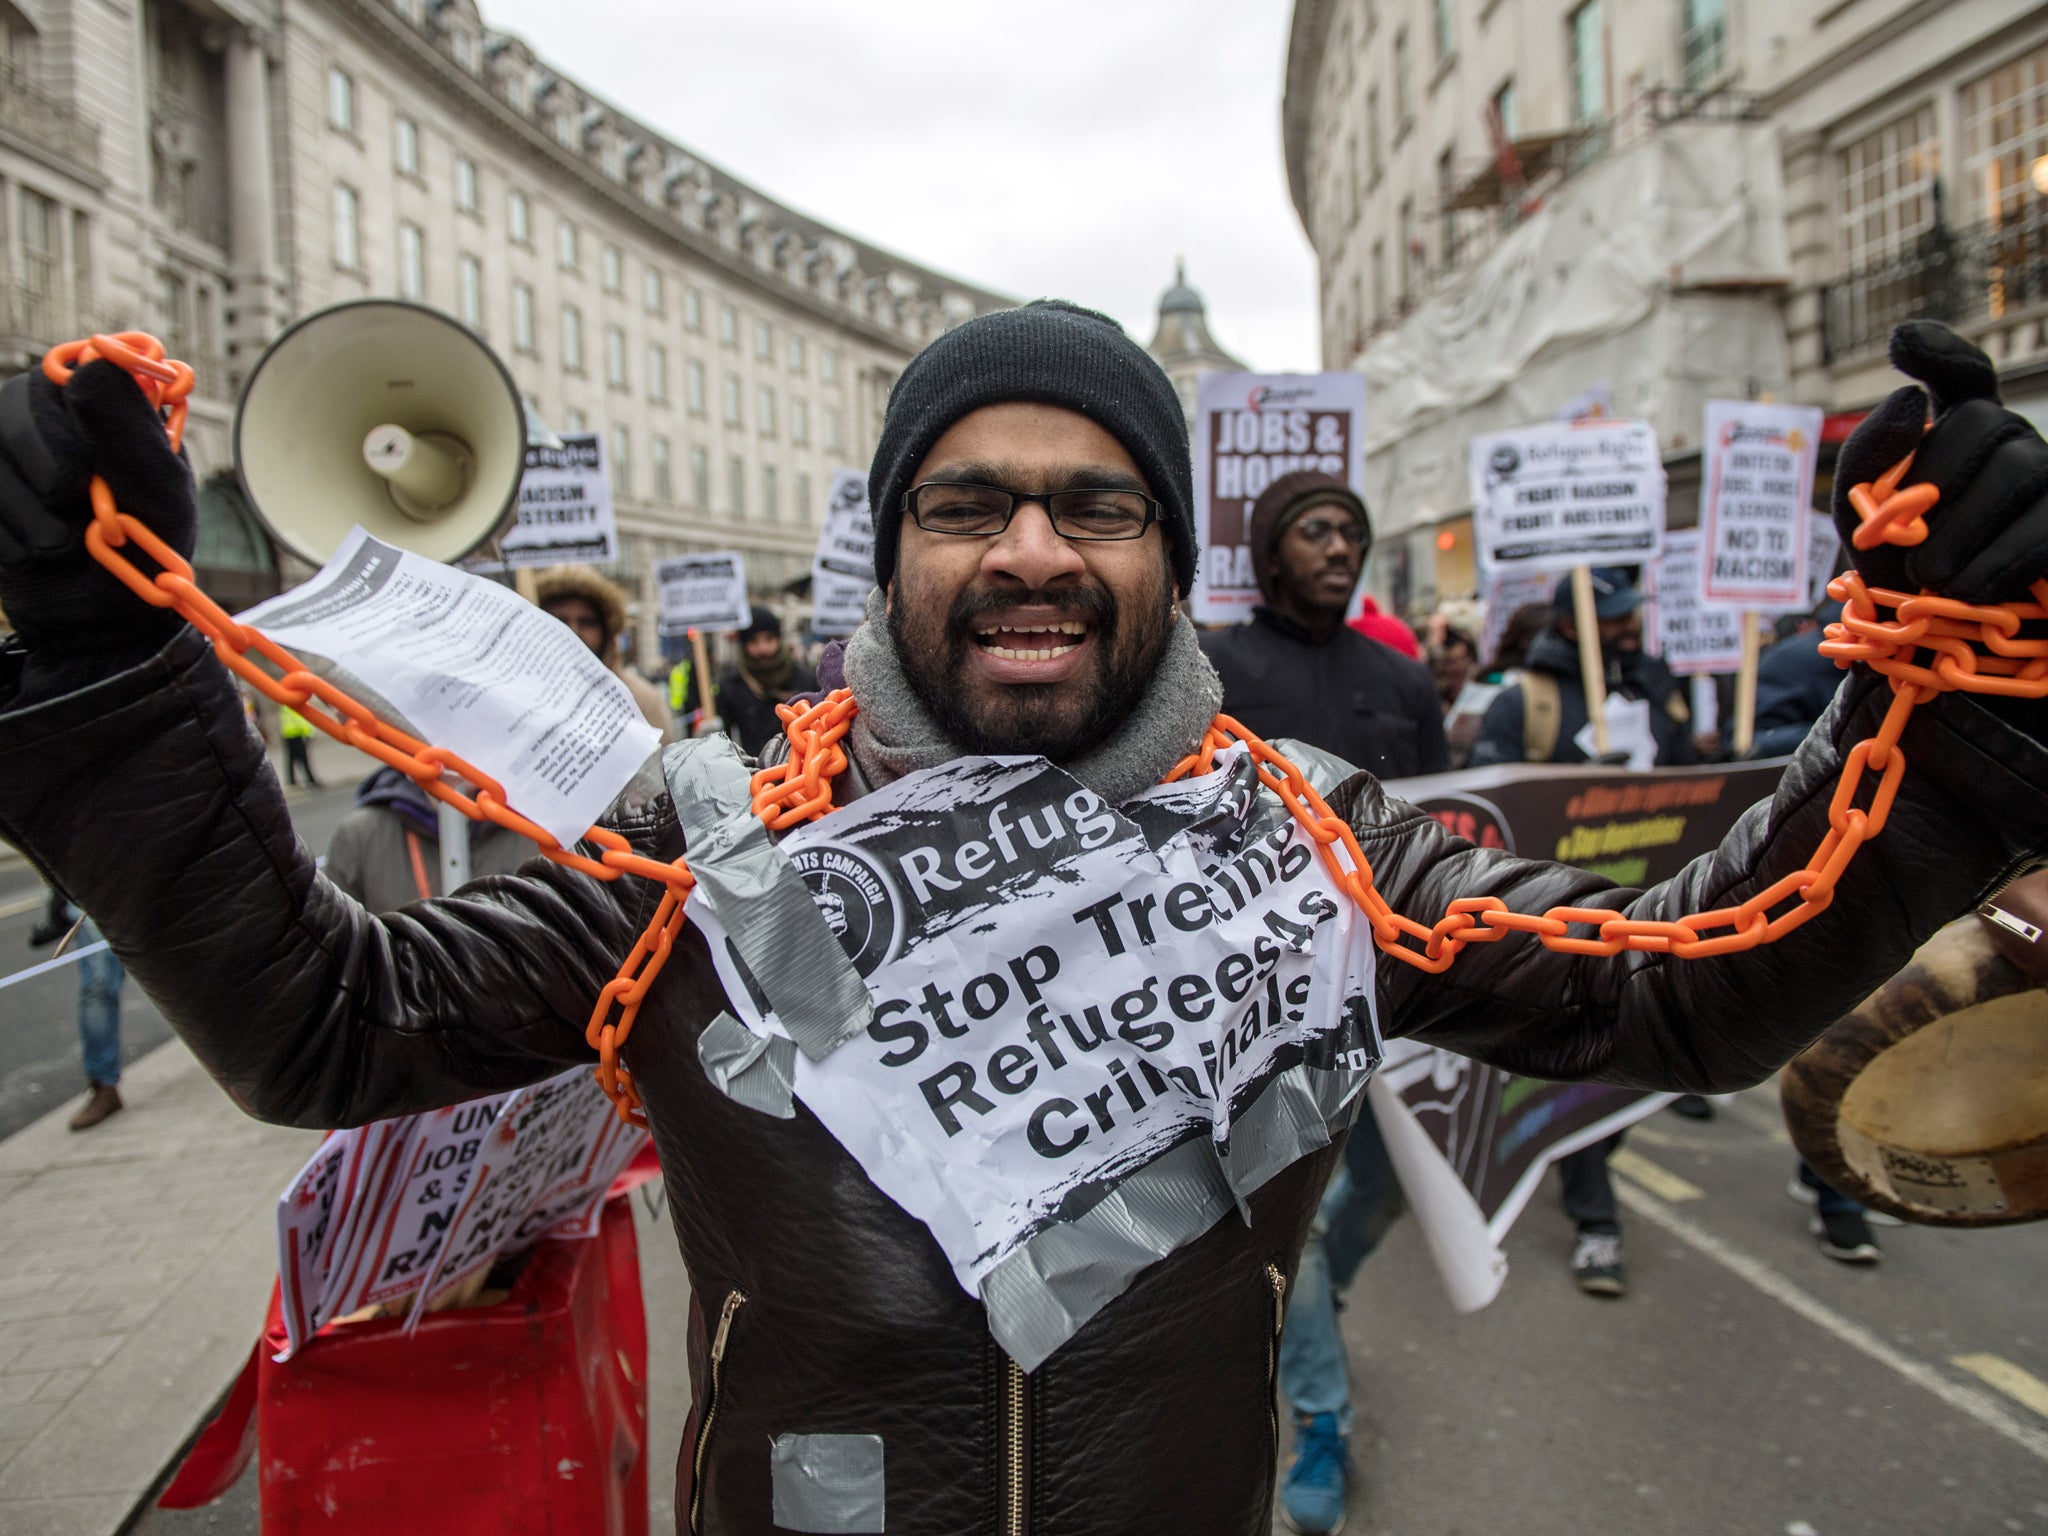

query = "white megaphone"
[{"left": 234, "top": 299, "right": 527, "bottom": 566}]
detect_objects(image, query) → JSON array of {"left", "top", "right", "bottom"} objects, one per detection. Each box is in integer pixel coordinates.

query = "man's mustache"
[{"left": 947, "top": 584, "right": 1116, "bottom": 637}]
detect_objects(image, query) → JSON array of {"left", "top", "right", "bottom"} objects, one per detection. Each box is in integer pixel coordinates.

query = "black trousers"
[
  {"left": 284, "top": 737, "right": 318, "bottom": 786},
  {"left": 1558, "top": 1132, "right": 1623, "bottom": 1233}
]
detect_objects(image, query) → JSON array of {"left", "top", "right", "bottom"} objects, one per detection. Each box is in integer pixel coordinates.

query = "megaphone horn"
[{"left": 234, "top": 299, "right": 526, "bottom": 566}]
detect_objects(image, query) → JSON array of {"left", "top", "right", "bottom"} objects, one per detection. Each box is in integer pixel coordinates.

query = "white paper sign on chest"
[{"left": 699, "top": 748, "right": 1382, "bottom": 1307}]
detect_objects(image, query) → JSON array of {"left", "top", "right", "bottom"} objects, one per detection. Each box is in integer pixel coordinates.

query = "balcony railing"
[
  {"left": 0, "top": 61, "right": 101, "bottom": 174},
  {"left": 1821, "top": 195, "right": 2048, "bottom": 363}
]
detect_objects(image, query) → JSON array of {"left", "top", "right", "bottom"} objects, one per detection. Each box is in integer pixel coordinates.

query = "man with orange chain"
[{"left": 0, "top": 308, "right": 2044, "bottom": 1535}]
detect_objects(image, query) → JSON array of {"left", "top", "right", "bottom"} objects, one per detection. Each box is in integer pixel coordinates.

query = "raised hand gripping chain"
[{"left": 47, "top": 335, "right": 2048, "bottom": 1122}]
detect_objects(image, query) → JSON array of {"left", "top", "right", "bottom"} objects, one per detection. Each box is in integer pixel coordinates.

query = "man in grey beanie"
[{"left": 4, "top": 310, "right": 2047, "bottom": 1535}]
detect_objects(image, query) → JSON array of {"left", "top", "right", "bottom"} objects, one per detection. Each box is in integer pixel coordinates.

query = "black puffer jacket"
[
  {"left": 3, "top": 627, "right": 2045, "bottom": 1534},
  {"left": 1471, "top": 627, "right": 1698, "bottom": 768}
]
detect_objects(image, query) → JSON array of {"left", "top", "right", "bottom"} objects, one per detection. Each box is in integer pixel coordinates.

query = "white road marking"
[
  {"left": 1615, "top": 1182, "right": 2048, "bottom": 1464},
  {"left": 0, "top": 893, "right": 47, "bottom": 922}
]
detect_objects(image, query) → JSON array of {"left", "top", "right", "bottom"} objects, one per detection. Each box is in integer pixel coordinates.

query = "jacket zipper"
[
  {"left": 1264, "top": 1262, "right": 1288, "bottom": 1461},
  {"left": 690, "top": 1289, "right": 746, "bottom": 1534},
  {"left": 1001, "top": 1348, "right": 1029, "bottom": 1536}
]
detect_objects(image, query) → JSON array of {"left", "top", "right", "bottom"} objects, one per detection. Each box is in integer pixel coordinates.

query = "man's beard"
[{"left": 887, "top": 573, "right": 1177, "bottom": 762}]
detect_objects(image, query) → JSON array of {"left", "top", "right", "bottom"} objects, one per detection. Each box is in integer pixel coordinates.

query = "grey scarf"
[{"left": 841, "top": 590, "right": 1224, "bottom": 805}]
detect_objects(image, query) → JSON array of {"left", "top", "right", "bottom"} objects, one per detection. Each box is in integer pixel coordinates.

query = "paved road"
[{"left": 0, "top": 759, "right": 365, "bottom": 1143}]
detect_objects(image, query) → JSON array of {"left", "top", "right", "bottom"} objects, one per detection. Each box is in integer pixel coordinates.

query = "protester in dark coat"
[
  {"left": 1469, "top": 569, "right": 1697, "bottom": 769},
  {"left": 1200, "top": 469, "right": 1448, "bottom": 779},
  {"left": 1751, "top": 603, "right": 1849, "bottom": 759},
  {"left": 716, "top": 606, "right": 819, "bottom": 758}
]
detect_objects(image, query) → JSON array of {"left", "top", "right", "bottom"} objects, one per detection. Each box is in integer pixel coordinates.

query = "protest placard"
[
  {"left": 494, "top": 433, "right": 616, "bottom": 568},
  {"left": 1806, "top": 511, "right": 1842, "bottom": 608},
  {"left": 238, "top": 529, "right": 659, "bottom": 848},
  {"left": 811, "top": 468, "right": 875, "bottom": 638},
  {"left": 1191, "top": 372, "right": 1366, "bottom": 624},
  {"left": 1647, "top": 528, "right": 1743, "bottom": 676},
  {"left": 1699, "top": 401, "right": 1824, "bottom": 608},
  {"left": 655, "top": 550, "right": 750, "bottom": 634},
  {"left": 1468, "top": 419, "right": 1664, "bottom": 575},
  {"left": 692, "top": 746, "right": 1380, "bottom": 1367},
  {"left": 1478, "top": 567, "right": 1557, "bottom": 665}
]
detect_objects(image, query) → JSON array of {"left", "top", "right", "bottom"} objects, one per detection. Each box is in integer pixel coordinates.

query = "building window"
[
  {"left": 821, "top": 347, "right": 839, "bottom": 384},
  {"left": 1567, "top": 1, "right": 1604, "bottom": 126},
  {"left": 796, "top": 470, "right": 813, "bottom": 524},
  {"left": 791, "top": 396, "right": 809, "bottom": 446},
  {"left": 611, "top": 426, "right": 631, "bottom": 496},
  {"left": 513, "top": 281, "right": 535, "bottom": 352},
  {"left": 508, "top": 189, "right": 531, "bottom": 245},
  {"left": 1399, "top": 197, "right": 1417, "bottom": 296},
  {"left": 455, "top": 156, "right": 479, "bottom": 214},
  {"left": 762, "top": 464, "right": 779, "bottom": 521},
  {"left": 644, "top": 267, "right": 665, "bottom": 314},
  {"left": 1371, "top": 238, "right": 1386, "bottom": 320},
  {"left": 1492, "top": 78, "right": 1518, "bottom": 142},
  {"left": 395, "top": 115, "right": 420, "bottom": 177},
  {"left": 1437, "top": 147, "right": 1458, "bottom": 267},
  {"left": 1366, "top": 88, "right": 1382, "bottom": 177},
  {"left": 327, "top": 66, "right": 355, "bottom": 133},
  {"left": 788, "top": 334, "right": 806, "bottom": 373},
  {"left": 690, "top": 444, "right": 709, "bottom": 507},
  {"left": 825, "top": 404, "right": 843, "bottom": 453},
  {"left": 398, "top": 222, "right": 425, "bottom": 300},
  {"left": 754, "top": 319, "right": 773, "bottom": 361},
  {"left": 1393, "top": 30, "right": 1411, "bottom": 130},
  {"left": 653, "top": 434, "right": 673, "bottom": 502},
  {"left": 757, "top": 384, "right": 776, "bottom": 437},
  {"left": 728, "top": 454, "right": 746, "bottom": 517},
  {"left": 686, "top": 358, "right": 706, "bottom": 415},
  {"left": 602, "top": 243, "right": 623, "bottom": 293},
  {"left": 565, "top": 407, "right": 587, "bottom": 432},
  {"left": 722, "top": 373, "right": 742, "bottom": 426},
  {"left": 1962, "top": 44, "right": 2048, "bottom": 230},
  {"left": 1433, "top": 0, "right": 1454, "bottom": 62},
  {"left": 458, "top": 253, "right": 482, "bottom": 329},
  {"left": 684, "top": 287, "right": 703, "bottom": 331},
  {"left": 562, "top": 304, "right": 584, "bottom": 371},
  {"left": 1838, "top": 104, "right": 1939, "bottom": 271},
  {"left": 719, "top": 303, "right": 738, "bottom": 347},
  {"left": 333, "top": 183, "right": 360, "bottom": 269},
  {"left": 648, "top": 341, "right": 669, "bottom": 403},
  {"left": 606, "top": 324, "right": 627, "bottom": 388},
  {"left": 1681, "top": 0, "right": 1726, "bottom": 90},
  {"left": 558, "top": 218, "right": 579, "bottom": 271}
]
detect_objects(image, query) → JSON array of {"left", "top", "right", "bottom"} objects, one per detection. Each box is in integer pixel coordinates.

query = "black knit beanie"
[{"left": 867, "top": 300, "right": 1196, "bottom": 594}]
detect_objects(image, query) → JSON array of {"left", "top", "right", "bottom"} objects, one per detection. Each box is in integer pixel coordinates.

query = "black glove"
[
  {"left": 1832, "top": 321, "right": 2048, "bottom": 604},
  {"left": 0, "top": 358, "right": 196, "bottom": 656}
]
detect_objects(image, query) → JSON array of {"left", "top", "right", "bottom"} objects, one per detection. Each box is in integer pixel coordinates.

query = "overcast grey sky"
[{"left": 479, "top": 0, "right": 1320, "bottom": 372}]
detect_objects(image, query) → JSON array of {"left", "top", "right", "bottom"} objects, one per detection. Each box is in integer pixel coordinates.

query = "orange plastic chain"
[{"left": 42, "top": 334, "right": 2048, "bottom": 1124}]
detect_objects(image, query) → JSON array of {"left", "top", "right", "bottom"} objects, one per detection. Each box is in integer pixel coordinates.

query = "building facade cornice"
[
  {"left": 325, "top": 0, "right": 1011, "bottom": 355},
  {"left": 1280, "top": 0, "right": 1339, "bottom": 235}
]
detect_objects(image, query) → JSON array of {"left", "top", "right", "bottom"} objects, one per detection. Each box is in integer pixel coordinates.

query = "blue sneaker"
[{"left": 1280, "top": 1410, "right": 1348, "bottom": 1534}]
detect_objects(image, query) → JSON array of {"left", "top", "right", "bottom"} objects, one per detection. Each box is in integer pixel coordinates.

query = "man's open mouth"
[{"left": 972, "top": 618, "right": 1092, "bottom": 662}]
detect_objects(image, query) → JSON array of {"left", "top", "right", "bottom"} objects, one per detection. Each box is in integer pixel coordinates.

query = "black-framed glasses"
[
  {"left": 1290, "top": 515, "right": 1369, "bottom": 548},
  {"left": 904, "top": 481, "right": 1161, "bottom": 541}
]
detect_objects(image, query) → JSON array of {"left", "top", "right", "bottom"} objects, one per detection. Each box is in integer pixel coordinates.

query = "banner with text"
[
  {"left": 1379, "top": 755, "right": 1790, "bottom": 1243},
  {"left": 656, "top": 550, "right": 750, "bottom": 635},
  {"left": 1700, "top": 401, "right": 1824, "bottom": 608},
  {"left": 1469, "top": 419, "right": 1664, "bottom": 575},
  {"left": 1647, "top": 528, "right": 1743, "bottom": 675},
  {"left": 1192, "top": 371, "right": 1367, "bottom": 624},
  {"left": 811, "top": 468, "right": 876, "bottom": 638},
  {"left": 495, "top": 433, "right": 617, "bottom": 569}
]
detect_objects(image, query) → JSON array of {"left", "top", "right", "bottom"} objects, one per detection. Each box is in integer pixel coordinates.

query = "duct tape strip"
[
  {"left": 696, "top": 1011, "right": 798, "bottom": 1119},
  {"left": 664, "top": 737, "right": 871, "bottom": 1060},
  {"left": 979, "top": 1134, "right": 1237, "bottom": 1373},
  {"left": 1217, "top": 1059, "right": 1373, "bottom": 1208},
  {"left": 769, "top": 1433, "right": 885, "bottom": 1533}
]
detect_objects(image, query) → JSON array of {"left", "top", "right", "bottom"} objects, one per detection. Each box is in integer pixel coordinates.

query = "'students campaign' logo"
[{"left": 790, "top": 843, "right": 901, "bottom": 977}]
